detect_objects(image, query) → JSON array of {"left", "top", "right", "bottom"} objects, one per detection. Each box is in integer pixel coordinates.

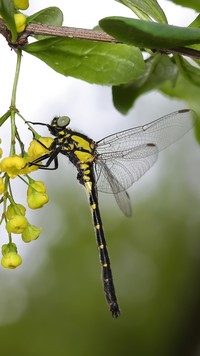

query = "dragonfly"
[{"left": 28, "top": 108, "right": 195, "bottom": 318}]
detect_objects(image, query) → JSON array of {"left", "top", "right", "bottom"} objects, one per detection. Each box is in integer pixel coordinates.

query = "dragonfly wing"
[
  {"left": 95, "top": 109, "right": 195, "bottom": 213},
  {"left": 95, "top": 159, "right": 132, "bottom": 216},
  {"left": 114, "top": 190, "right": 132, "bottom": 217},
  {"left": 97, "top": 110, "right": 195, "bottom": 155},
  {"left": 95, "top": 143, "right": 158, "bottom": 192}
]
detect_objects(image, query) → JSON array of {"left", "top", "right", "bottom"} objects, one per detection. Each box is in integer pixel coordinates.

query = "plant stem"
[
  {"left": 9, "top": 49, "right": 22, "bottom": 156},
  {"left": 10, "top": 49, "right": 22, "bottom": 108},
  {"left": 17, "top": 111, "right": 41, "bottom": 139},
  {"left": 2, "top": 175, "right": 9, "bottom": 224}
]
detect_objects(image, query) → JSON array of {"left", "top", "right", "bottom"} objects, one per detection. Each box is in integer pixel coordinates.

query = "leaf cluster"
[{"left": 0, "top": 0, "right": 200, "bottom": 139}]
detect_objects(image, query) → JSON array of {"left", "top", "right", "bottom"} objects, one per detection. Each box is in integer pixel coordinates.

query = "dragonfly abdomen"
[{"left": 84, "top": 169, "right": 120, "bottom": 317}]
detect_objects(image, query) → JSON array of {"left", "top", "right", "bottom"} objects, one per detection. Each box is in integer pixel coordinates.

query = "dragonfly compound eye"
[{"left": 57, "top": 116, "right": 70, "bottom": 127}]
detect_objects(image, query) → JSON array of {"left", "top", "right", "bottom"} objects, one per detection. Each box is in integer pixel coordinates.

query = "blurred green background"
[{"left": 0, "top": 138, "right": 199, "bottom": 356}]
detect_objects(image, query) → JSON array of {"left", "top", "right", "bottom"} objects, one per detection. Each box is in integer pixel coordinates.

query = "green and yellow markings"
[
  {"left": 57, "top": 130, "right": 65, "bottom": 136},
  {"left": 99, "top": 244, "right": 108, "bottom": 267},
  {"left": 74, "top": 150, "right": 93, "bottom": 163},
  {"left": 91, "top": 203, "right": 96, "bottom": 210},
  {"left": 83, "top": 175, "right": 90, "bottom": 181},
  {"left": 80, "top": 163, "right": 89, "bottom": 170},
  {"left": 84, "top": 181, "right": 92, "bottom": 193},
  {"left": 71, "top": 135, "right": 92, "bottom": 151}
]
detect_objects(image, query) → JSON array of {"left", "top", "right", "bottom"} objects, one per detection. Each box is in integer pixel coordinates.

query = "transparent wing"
[
  {"left": 96, "top": 159, "right": 133, "bottom": 216},
  {"left": 97, "top": 109, "right": 195, "bottom": 155},
  {"left": 95, "top": 143, "right": 158, "bottom": 194},
  {"left": 95, "top": 109, "right": 195, "bottom": 195}
]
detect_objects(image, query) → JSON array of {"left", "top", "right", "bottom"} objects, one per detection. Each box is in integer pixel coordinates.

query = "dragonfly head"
[{"left": 48, "top": 116, "right": 71, "bottom": 135}]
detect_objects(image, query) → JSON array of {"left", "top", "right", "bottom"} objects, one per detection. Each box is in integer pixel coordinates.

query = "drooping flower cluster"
[
  {"left": 0, "top": 1, "right": 56, "bottom": 270},
  {"left": 0, "top": 114, "right": 53, "bottom": 269},
  {"left": 0, "top": 136, "right": 53, "bottom": 178}
]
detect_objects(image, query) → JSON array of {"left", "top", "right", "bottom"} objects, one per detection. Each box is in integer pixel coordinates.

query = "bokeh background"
[{"left": 0, "top": 1, "right": 200, "bottom": 355}]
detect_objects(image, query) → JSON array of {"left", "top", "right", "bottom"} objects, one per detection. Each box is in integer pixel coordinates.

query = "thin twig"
[
  {"left": 155, "top": 47, "right": 200, "bottom": 60},
  {"left": 0, "top": 19, "right": 200, "bottom": 59},
  {"left": 24, "top": 23, "right": 117, "bottom": 42}
]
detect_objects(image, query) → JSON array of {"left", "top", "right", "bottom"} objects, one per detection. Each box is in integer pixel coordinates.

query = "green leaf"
[
  {"left": 175, "top": 56, "right": 200, "bottom": 86},
  {"left": 160, "top": 73, "right": 200, "bottom": 143},
  {"left": 168, "top": 0, "right": 200, "bottom": 12},
  {"left": 27, "top": 7, "right": 63, "bottom": 26},
  {"left": 189, "top": 14, "right": 200, "bottom": 28},
  {"left": 99, "top": 17, "right": 200, "bottom": 49},
  {"left": 112, "top": 55, "right": 178, "bottom": 113},
  {"left": 0, "top": 110, "right": 10, "bottom": 127},
  {"left": 23, "top": 37, "right": 145, "bottom": 85},
  {"left": 186, "top": 44, "right": 200, "bottom": 66},
  {"left": 195, "top": 119, "right": 200, "bottom": 143},
  {"left": 115, "top": 0, "right": 167, "bottom": 23},
  {"left": 0, "top": 0, "right": 17, "bottom": 42}
]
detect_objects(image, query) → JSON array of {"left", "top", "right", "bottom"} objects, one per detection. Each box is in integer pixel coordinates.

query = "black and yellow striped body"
[
  {"left": 88, "top": 180, "right": 120, "bottom": 317},
  {"left": 34, "top": 122, "right": 120, "bottom": 317},
  {"left": 58, "top": 129, "right": 120, "bottom": 317}
]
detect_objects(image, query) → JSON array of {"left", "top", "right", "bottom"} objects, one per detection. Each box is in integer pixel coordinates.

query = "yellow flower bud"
[
  {"left": 27, "top": 181, "right": 47, "bottom": 194},
  {"left": 0, "top": 148, "right": 3, "bottom": 158},
  {"left": 28, "top": 137, "right": 54, "bottom": 159},
  {"left": 0, "top": 177, "right": 5, "bottom": 194},
  {"left": 22, "top": 164, "right": 39, "bottom": 174},
  {"left": 27, "top": 181, "right": 49, "bottom": 209},
  {"left": 27, "top": 192, "right": 49, "bottom": 209},
  {"left": 14, "top": 0, "right": 29, "bottom": 10},
  {"left": 2, "top": 243, "right": 17, "bottom": 256},
  {"left": 18, "top": 152, "right": 39, "bottom": 175},
  {"left": 14, "top": 13, "right": 26, "bottom": 33},
  {"left": 6, "top": 215, "right": 28, "bottom": 234},
  {"left": 7, "top": 203, "right": 26, "bottom": 220},
  {"left": 22, "top": 224, "right": 42, "bottom": 242},
  {"left": 0, "top": 155, "right": 26, "bottom": 178},
  {"left": 1, "top": 252, "right": 22, "bottom": 269}
]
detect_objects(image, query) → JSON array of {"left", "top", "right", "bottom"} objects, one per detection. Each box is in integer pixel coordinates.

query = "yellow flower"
[
  {"left": 18, "top": 152, "right": 39, "bottom": 175},
  {"left": 0, "top": 177, "right": 5, "bottom": 194},
  {"left": 6, "top": 203, "right": 26, "bottom": 220},
  {"left": 28, "top": 180, "right": 47, "bottom": 194},
  {"left": 0, "top": 155, "right": 26, "bottom": 178},
  {"left": 27, "top": 181, "right": 49, "bottom": 209},
  {"left": 6, "top": 215, "right": 28, "bottom": 234},
  {"left": 2, "top": 243, "right": 17, "bottom": 256},
  {"left": 18, "top": 152, "right": 38, "bottom": 175},
  {"left": 0, "top": 139, "right": 2, "bottom": 159},
  {"left": 14, "top": 0, "right": 29, "bottom": 10},
  {"left": 1, "top": 252, "right": 22, "bottom": 269},
  {"left": 14, "top": 13, "right": 27, "bottom": 33},
  {"left": 20, "top": 137, "right": 54, "bottom": 174},
  {"left": 22, "top": 224, "right": 42, "bottom": 242},
  {"left": 27, "top": 137, "right": 54, "bottom": 159},
  {"left": 0, "top": 154, "right": 39, "bottom": 177}
]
